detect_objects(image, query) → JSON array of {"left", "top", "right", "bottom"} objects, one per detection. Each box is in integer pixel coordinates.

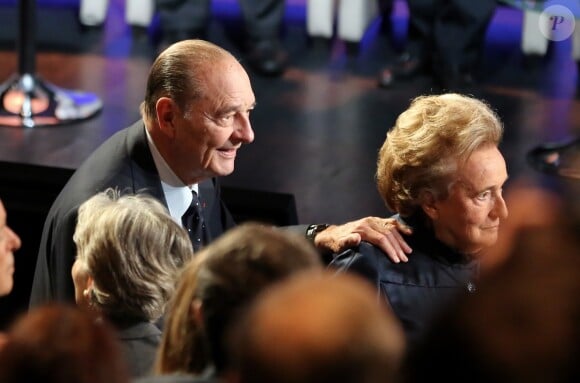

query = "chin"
[
  {"left": 0, "top": 281, "right": 13, "bottom": 296},
  {"left": 478, "top": 237, "right": 499, "bottom": 251},
  {"left": 214, "top": 164, "right": 235, "bottom": 177}
]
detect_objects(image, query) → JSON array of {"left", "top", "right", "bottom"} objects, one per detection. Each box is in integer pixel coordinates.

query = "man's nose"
[{"left": 234, "top": 114, "right": 254, "bottom": 143}]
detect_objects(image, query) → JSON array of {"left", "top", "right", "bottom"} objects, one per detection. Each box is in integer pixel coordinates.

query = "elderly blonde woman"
[
  {"left": 331, "top": 93, "right": 509, "bottom": 347},
  {"left": 72, "top": 189, "right": 193, "bottom": 377},
  {"left": 141, "top": 223, "right": 322, "bottom": 383}
]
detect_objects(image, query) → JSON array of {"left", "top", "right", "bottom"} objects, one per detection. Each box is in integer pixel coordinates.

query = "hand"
[{"left": 314, "top": 217, "right": 413, "bottom": 263}]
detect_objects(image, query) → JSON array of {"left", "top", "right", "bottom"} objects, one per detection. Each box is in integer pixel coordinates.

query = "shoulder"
[
  {"left": 60, "top": 123, "right": 148, "bottom": 201},
  {"left": 117, "top": 322, "right": 162, "bottom": 341},
  {"left": 81, "top": 121, "right": 144, "bottom": 168},
  {"left": 329, "top": 240, "right": 453, "bottom": 286},
  {"left": 329, "top": 242, "right": 394, "bottom": 280}
]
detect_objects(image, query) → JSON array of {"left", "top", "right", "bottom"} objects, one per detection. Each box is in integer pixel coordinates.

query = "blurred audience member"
[
  {"left": 403, "top": 222, "right": 580, "bottom": 383},
  {"left": 0, "top": 198, "right": 21, "bottom": 297},
  {"left": 0, "top": 304, "right": 130, "bottom": 383},
  {"left": 404, "top": 127, "right": 580, "bottom": 382},
  {"left": 156, "top": 0, "right": 288, "bottom": 76},
  {"left": 378, "top": 0, "right": 496, "bottom": 90},
  {"left": 331, "top": 93, "right": 508, "bottom": 348},
  {"left": 479, "top": 179, "right": 564, "bottom": 273},
  {"left": 72, "top": 189, "right": 193, "bottom": 377},
  {"left": 0, "top": 197, "right": 22, "bottom": 346},
  {"left": 485, "top": 135, "right": 580, "bottom": 272},
  {"left": 149, "top": 222, "right": 322, "bottom": 382},
  {"left": 229, "top": 271, "right": 406, "bottom": 383}
]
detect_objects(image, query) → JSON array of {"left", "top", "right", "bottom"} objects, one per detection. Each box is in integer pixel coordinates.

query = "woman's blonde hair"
[{"left": 376, "top": 93, "right": 503, "bottom": 216}]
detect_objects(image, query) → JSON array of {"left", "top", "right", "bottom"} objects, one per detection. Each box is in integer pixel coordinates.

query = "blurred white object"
[
  {"left": 521, "top": 10, "right": 548, "bottom": 55},
  {"left": 79, "top": 0, "right": 154, "bottom": 27},
  {"left": 307, "top": 0, "right": 379, "bottom": 42}
]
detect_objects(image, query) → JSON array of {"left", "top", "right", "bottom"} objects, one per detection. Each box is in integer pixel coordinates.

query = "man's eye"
[
  {"left": 476, "top": 191, "right": 491, "bottom": 200},
  {"left": 219, "top": 114, "right": 235, "bottom": 123}
]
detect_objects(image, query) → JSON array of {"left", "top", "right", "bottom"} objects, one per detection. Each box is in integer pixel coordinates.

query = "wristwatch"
[{"left": 305, "top": 223, "right": 330, "bottom": 243}]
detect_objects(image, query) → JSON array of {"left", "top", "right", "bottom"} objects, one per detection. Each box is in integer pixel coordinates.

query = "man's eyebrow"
[{"left": 217, "top": 101, "right": 257, "bottom": 115}]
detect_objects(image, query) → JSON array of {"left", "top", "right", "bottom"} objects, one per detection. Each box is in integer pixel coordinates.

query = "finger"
[
  {"left": 356, "top": 225, "right": 411, "bottom": 263},
  {"left": 391, "top": 229, "right": 412, "bottom": 255},
  {"left": 383, "top": 231, "right": 409, "bottom": 262},
  {"left": 378, "top": 236, "right": 401, "bottom": 263},
  {"left": 362, "top": 230, "right": 402, "bottom": 263},
  {"left": 372, "top": 220, "right": 412, "bottom": 259},
  {"left": 394, "top": 220, "right": 413, "bottom": 235}
]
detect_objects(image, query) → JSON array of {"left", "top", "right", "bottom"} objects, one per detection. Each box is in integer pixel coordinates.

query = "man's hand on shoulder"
[{"left": 313, "top": 217, "right": 413, "bottom": 263}]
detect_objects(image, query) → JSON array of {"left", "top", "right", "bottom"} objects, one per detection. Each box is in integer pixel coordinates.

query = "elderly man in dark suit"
[{"left": 30, "top": 39, "right": 412, "bottom": 306}]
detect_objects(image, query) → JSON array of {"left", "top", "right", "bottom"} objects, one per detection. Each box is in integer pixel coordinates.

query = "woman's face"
[
  {"left": 427, "top": 145, "right": 509, "bottom": 255},
  {"left": 0, "top": 200, "right": 21, "bottom": 296}
]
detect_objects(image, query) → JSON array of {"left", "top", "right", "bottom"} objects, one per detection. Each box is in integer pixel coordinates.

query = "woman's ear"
[
  {"left": 420, "top": 191, "right": 439, "bottom": 220},
  {"left": 87, "top": 276, "right": 94, "bottom": 290},
  {"left": 82, "top": 276, "right": 95, "bottom": 300},
  {"left": 83, "top": 275, "right": 95, "bottom": 299}
]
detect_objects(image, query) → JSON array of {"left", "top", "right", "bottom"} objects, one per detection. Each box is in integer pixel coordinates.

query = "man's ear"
[
  {"left": 156, "top": 97, "right": 179, "bottom": 138},
  {"left": 420, "top": 190, "right": 438, "bottom": 220}
]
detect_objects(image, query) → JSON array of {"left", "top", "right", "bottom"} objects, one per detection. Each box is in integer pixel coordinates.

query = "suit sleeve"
[{"left": 29, "top": 207, "right": 79, "bottom": 307}]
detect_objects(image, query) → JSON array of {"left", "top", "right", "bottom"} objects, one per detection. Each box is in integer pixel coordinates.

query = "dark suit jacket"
[
  {"left": 30, "top": 121, "right": 236, "bottom": 306},
  {"left": 118, "top": 321, "right": 163, "bottom": 378}
]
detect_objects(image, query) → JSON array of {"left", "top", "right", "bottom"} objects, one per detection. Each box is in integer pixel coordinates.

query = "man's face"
[
  {"left": 0, "top": 200, "right": 21, "bottom": 296},
  {"left": 429, "top": 145, "right": 509, "bottom": 255},
  {"left": 170, "top": 57, "right": 256, "bottom": 185}
]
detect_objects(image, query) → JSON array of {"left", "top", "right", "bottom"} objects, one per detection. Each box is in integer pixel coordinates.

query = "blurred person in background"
[
  {"left": 141, "top": 222, "right": 322, "bottom": 383},
  {"left": 0, "top": 304, "right": 130, "bottom": 383},
  {"left": 229, "top": 271, "right": 406, "bottom": 383},
  {"left": 0, "top": 197, "right": 22, "bottom": 347},
  {"left": 0, "top": 198, "right": 21, "bottom": 298}
]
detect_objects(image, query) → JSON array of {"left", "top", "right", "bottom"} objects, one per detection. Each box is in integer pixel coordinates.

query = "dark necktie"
[{"left": 182, "top": 190, "right": 206, "bottom": 252}]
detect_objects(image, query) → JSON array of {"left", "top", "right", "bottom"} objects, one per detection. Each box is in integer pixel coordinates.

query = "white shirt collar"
[{"left": 145, "top": 128, "right": 198, "bottom": 225}]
